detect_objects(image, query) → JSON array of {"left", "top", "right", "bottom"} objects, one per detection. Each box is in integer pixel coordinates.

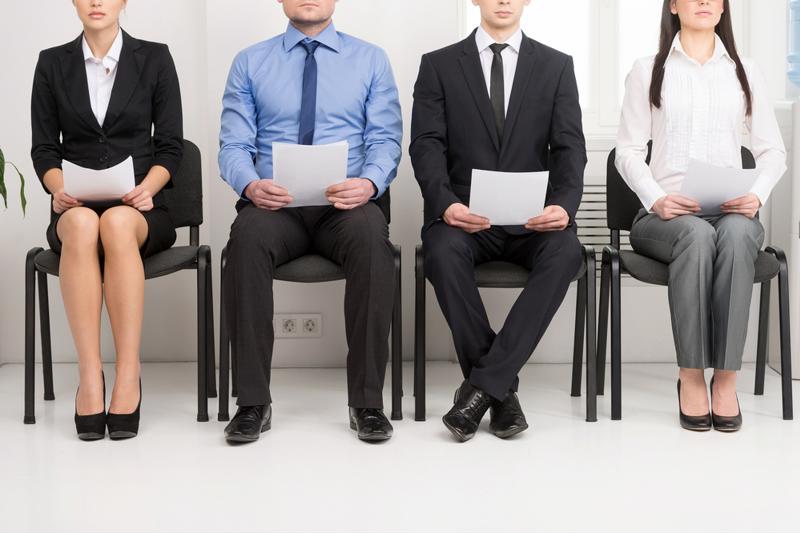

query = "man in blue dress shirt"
[{"left": 219, "top": 0, "right": 402, "bottom": 444}]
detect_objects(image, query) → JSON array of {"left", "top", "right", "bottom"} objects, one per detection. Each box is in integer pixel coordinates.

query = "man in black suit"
[{"left": 410, "top": 0, "right": 587, "bottom": 441}]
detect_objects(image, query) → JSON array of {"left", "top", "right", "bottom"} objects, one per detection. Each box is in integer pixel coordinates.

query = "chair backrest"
[
  {"left": 161, "top": 139, "right": 203, "bottom": 230},
  {"left": 606, "top": 143, "right": 755, "bottom": 232}
]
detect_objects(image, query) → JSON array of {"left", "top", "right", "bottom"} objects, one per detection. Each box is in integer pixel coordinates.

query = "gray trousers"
[{"left": 629, "top": 211, "right": 764, "bottom": 370}]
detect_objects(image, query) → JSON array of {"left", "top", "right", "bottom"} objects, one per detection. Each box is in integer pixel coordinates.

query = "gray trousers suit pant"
[{"left": 630, "top": 211, "right": 764, "bottom": 370}]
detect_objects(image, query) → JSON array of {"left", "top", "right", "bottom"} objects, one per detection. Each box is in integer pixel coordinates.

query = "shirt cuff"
[
  {"left": 749, "top": 173, "right": 775, "bottom": 208},
  {"left": 230, "top": 167, "right": 261, "bottom": 198},
  {"left": 360, "top": 165, "right": 387, "bottom": 198},
  {"left": 638, "top": 180, "right": 668, "bottom": 212}
]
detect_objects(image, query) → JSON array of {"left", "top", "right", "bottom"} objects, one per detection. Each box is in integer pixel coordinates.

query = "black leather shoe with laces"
[
  {"left": 349, "top": 408, "right": 393, "bottom": 442},
  {"left": 442, "top": 381, "right": 493, "bottom": 442},
  {"left": 489, "top": 391, "right": 529, "bottom": 439},
  {"left": 224, "top": 404, "right": 272, "bottom": 443}
]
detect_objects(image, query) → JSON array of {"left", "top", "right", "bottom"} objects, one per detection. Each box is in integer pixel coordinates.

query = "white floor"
[{"left": 0, "top": 361, "right": 798, "bottom": 533}]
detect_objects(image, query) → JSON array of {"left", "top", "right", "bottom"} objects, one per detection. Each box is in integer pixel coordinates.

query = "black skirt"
[{"left": 46, "top": 205, "right": 176, "bottom": 258}]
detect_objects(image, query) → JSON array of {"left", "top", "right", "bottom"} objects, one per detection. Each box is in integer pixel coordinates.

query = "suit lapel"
[
  {"left": 500, "top": 35, "right": 537, "bottom": 157},
  {"left": 62, "top": 34, "right": 103, "bottom": 134},
  {"left": 458, "top": 32, "right": 501, "bottom": 152},
  {"left": 103, "top": 31, "right": 144, "bottom": 131}
]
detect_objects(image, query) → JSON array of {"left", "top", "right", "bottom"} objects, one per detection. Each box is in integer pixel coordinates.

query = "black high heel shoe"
[
  {"left": 107, "top": 379, "right": 141, "bottom": 440},
  {"left": 710, "top": 377, "right": 742, "bottom": 432},
  {"left": 677, "top": 379, "right": 712, "bottom": 432},
  {"left": 75, "top": 371, "right": 106, "bottom": 441}
]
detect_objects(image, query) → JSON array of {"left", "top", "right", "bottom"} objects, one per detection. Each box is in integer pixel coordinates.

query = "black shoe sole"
[
  {"left": 679, "top": 421, "right": 712, "bottom": 432},
  {"left": 442, "top": 417, "right": 475, "bottom": 442},
  {"left": 492, "top": 423, "right": 529, "bottom": 439},
  {"left": 109, "top": 431, "right": 138, "bottom": 440},
  {"left": 348, "top": 420, "right": 392, "bottom": 442},
  {"left": 225, "top": 421, "right": 271, "bottom": 444},
  {"left": 78, "top": 432, "right": 105, "bottom": 441}
]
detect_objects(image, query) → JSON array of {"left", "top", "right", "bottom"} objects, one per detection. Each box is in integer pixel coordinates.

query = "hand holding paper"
[
  {"left": 680, "top": 159, "right": 760, "bottom": 215},
  {"left": 468, "top": 169, "right": 549, "bottom": 226},
  {"left": 62, "top": 157, "right": 136, "bottom": 202},
  {"left": 273, "top": 141, "right": 348, "bottom": 207}
]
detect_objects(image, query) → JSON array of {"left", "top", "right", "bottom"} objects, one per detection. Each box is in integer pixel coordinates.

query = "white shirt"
[
  {"left": 82, "top": 29, "right": 123, "bottom": 127},
  {"left": 475, "top": 25, "right": 522, "bottom": 116},
  {"left": 615, "top": 32, "right": 786, "bottom": 210}
]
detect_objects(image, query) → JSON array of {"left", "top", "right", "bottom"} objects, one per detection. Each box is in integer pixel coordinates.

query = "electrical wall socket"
[{"left": 273, "top": 314, "right": 323, "bottom": 338}]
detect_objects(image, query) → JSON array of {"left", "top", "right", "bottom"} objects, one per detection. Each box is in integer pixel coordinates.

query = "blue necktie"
[{"left": 298, "top": 40, "right": 320, "bottom": 145}]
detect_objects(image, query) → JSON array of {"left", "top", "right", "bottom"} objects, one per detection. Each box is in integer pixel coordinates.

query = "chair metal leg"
[
  {"left": 767, "top": 247, "right": 793, "bottom": 420},
  {"left": 584, "top": 247, "right": 597, "bottom": 422},
  {"left": 37, "top": 271, "right": 55, "bottom": 401},
  {"left": 754, "top": 280, "right": 770, "bottom": 396},
  {"left": 414, "top": 245, "right": 426, "bottom": 421},
  {"left": 570, "top": 276, "right": 586, "bottom": 397},
  {"left": 196, "top": 246, "right": 210, "bottom": 422},
  {"left": 391, "top": 246, "right": 403, "bottom": 421},
  {"left": 218, "top": 247, "right": 230, "bottom": 422},
  {"left": 597, "top": 253, "right": 610, "bottom": 396},
  {"left": 205, "top": 258, "right": 217, "bottom": 399},
  {"left": 606, "top": 247, "right": 622, "bottom": 420},
  {"left": 24, "top": 248, "right": 42, "bottom": 424}
]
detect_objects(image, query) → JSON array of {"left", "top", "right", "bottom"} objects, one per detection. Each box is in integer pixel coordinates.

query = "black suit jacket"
[
  {"left": 31, "top": 30, "right": 183, "bottom": 209},
  {"left": 409, "top": 30, "right": 587, "bottom": 225}
]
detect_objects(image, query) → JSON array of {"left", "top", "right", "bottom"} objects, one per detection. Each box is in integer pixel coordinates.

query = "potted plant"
[{"left": 0, "top": 145, "right": 27, "bottom": 215}]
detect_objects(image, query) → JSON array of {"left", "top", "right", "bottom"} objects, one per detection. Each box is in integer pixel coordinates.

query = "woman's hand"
[
  {"left": 721, "top": 193, "right": 761, "bottom": 219},
  {"left": 651, "top": 194, "right": 701, "bottom": 221},
  {"left": 123, "top": 185, "right": 154, "bottom": 212},
  {"left": 52, "top": 189, "right": 82, "bottom": 214}
]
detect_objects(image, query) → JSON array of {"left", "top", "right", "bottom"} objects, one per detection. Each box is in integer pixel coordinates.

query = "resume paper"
[
  {"left": 62, "top": 157, "right": 136, "bottom": 202},
  {"left": 272, "top": 141, "right": 349, "bottom": 207},
  {"left": 680, "top": 159, "right": 760, "bottom": 215},
  {"left": 468, "top": 169, "right": 549, "bottom": 226}
]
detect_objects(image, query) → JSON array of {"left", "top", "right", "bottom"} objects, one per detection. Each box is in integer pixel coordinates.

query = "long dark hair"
[{"left": 650, "top": 0, "right": 752, "bottom": 115}]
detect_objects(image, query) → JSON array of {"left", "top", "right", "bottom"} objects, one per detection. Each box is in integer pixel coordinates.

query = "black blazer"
[
  {"left": 31, "top": 30, "right": 183, "bottom": 209},
  {"left": 409, "top": 30, "right": 587, "bottom": 225}
]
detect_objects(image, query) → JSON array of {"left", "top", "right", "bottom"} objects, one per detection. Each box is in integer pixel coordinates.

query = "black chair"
[
  {"left": 598, "top": 146, "right": 793, "bottom": 421},
  {"left": 24, "top": 139, "right": 217, "bottom": 424},
  {"left": 217, "top": 192, "right": 403, "bottom": 422},
  {"left": 413, "top": 198, "right": 601, "bottom": 423}
]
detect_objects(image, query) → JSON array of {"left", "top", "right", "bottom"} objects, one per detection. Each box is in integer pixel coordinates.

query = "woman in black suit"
[{"left": 30, "top": 0, "right": 183, "bottom": 440}]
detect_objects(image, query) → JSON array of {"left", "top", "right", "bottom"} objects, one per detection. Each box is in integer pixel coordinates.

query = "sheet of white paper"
[
  {"left": 468, "top": 169, "right": 549, "bottom": 226},
  {"left": 62, "top": 157, "right": 135, "bottom": 202},
  {"left": 680, "top": 159, "right": 760, "bottom": 215},
  {"left": 272, "top": 141, "right": 349, "bottom": 207}
]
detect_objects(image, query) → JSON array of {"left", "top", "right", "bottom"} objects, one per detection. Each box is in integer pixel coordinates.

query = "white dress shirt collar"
[
  {"left": 475, "top": 25, "right": 522, "bottom": 54},
  {"left": 82, "top": 28, "right": 123, "bottom": 70},
  {"left": 668, "top": 31, "right": 732, "bottom": 66}
]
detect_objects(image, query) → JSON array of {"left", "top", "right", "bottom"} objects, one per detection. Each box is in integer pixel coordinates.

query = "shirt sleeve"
[
  {"left": 218, "top": 51, "right": 261, "bottom": 197},
  {"left": 615, "top": 58, "right": 666, "bottom": 211},
  {"left": 360, "top": 48, "right": 403, "bottom": 198},
  {"left": 745, "top": 61, "right": 787, "bottom": 206}
]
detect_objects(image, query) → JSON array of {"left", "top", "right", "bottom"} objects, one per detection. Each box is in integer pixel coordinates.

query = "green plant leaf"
[
  {"left": 9, "top": 162, "right": 26, "bottom": 216},
  {"left": 0, "top": 147, "right": 7, "bottom": 209}
]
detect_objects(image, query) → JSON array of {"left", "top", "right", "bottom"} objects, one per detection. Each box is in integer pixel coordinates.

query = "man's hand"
[
  {"left": 525, "top": 205, "right": 570, "bottom": 232},
  {"left": 245, "top": 179, "right": 293, "bottom": 210},
  {"left": 326, "top": 178, "right": 376, "bottom": 210},
  {"left": 52, "top": 189, "right": 82, "bottom": 214},
  {"left": 651, "top": 194, "right": 701, "bottom": 221},
  {"left": 721, "top": 193, "right": 761, "bottom": 219},
  {"left": 443, "top": 203, "right": 491, "bottom": 233},
  {"left": 123, "top": 185, "right": 155, "bottom": 212}
]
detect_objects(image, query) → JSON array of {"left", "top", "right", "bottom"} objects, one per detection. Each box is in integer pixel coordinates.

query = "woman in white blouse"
[
  {"left": 615, "top": 0, "right": 786, "bottom": 432},
  {"left": 31, "top": 0, "right": 183, "bottom": 440}
]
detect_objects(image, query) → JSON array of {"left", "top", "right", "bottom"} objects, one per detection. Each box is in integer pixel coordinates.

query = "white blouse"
[
  {"left": 615, "top": 32, "right": 787, "bottom": 211},
  {"left": 82, "top": 29, "right": 123, "bottom": 127}
]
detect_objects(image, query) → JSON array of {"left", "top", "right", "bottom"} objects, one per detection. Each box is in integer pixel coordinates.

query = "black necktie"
[
  {"left": 489, "top": 43, "right": 508, "bottom": 143},
  {"left": 298, "top": 40, "right": 320, "bottom": 145}
]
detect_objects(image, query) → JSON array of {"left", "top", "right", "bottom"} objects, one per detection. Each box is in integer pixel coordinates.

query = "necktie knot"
[
  {"left": 489, "top": 43, "right": 508, "bottom": 56},
  {"left": 301, "top": 40, "right": 320, "bottom": 56}
]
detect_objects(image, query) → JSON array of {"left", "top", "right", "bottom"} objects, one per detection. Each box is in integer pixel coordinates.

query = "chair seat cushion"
[
  {"left": 475, "top": 259, "right": 587, "bottom": 289},
  {"left": 620, "top": 249, "right": 780, "bottom": 286},
  {"left": 33, "top": 247, "right": 200, "bottom": 280},
  {"left": 275, "top": 254, "right": 344, "bottom": 283}
]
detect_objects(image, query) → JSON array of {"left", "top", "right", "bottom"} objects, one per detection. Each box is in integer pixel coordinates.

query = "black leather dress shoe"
[
  {"left": 349, "top": 408, "right": 393, "bottom": 442},
  {"left": 677, "top": 380, "right": 712, "bottom": 432},
  {"left": 442, "top": 381, "right": 493, "bottom": 442},
  {"left": 489, "top": 391, "right": 529, "bottom": 439},
  {"left": 710, "top": 377, "right": 743, "bottom": 433},
  {"left": 224, "top": 404, "right": 272, "bottom": 443}
]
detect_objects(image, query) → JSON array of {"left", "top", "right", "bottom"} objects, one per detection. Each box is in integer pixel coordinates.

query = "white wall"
[{"left": 0, "top": 0, "right": 792, "bottom": 369}]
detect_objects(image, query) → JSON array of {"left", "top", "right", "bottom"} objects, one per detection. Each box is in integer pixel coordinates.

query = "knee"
[
  {"left": 676, "top": 220, "right": 716, "bottom": 257},
  {"left": 423, "top": 227, "right": 473, "bottom": 273},
  {"left": 99, "top": 207, "right": 141, "bottom": 248},
  {"left": 58, "top": 208, "right": 100, "bottom": 249},
  {"left": 539, "top": 231, "right": 582, "bottom": 271},
  {"left": 716, "top": 215, "right": 763, "bottom": 253}
]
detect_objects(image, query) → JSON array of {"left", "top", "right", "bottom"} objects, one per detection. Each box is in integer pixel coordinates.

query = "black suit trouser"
[
  {"left": 225, "top": 203, "right": 395, "bottom": 408},
  {"left": 422, "top": 221, "right": 582, "bottom": 400}
]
